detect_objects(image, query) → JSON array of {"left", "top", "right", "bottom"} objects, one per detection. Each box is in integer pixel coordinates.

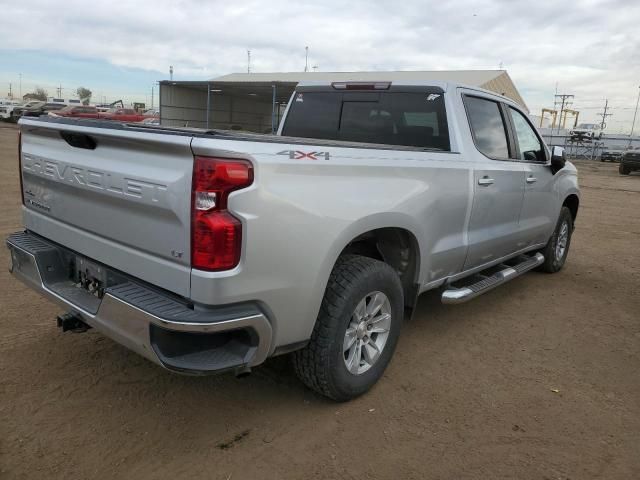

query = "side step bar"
[{"left": 441, "top": 253, "right": 545, "bottom": 304}]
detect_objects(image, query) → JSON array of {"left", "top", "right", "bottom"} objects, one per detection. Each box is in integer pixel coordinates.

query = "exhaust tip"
[{"left": 234, "top": 366, "right": 252, "bottom": 378}]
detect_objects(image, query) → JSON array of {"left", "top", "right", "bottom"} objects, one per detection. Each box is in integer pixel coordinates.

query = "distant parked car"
[
  {"left": 51, "top": 105, "right": 100, "bottom": 119},
  {"left": 0, "top": 100, "right": 23, "bottom": 121},
  {"left": 21, "top": 102, "right": 66, "bottom": 118},
  {"left": 10, "top": 101, "right": 45, "bottom": 120},
  {"left": 600, "top": 147, "right": 624, "bottom": 162},
  {"left": 99, "top": 108, "right": 148, "bottom": 122},
  {"left": 141, "top": 116, "right": 160, "bottom": 125},
  {"left": 569, "top": 123, "right": 603, "bottom": 142},
  {"left": 619, "top": 147, "right": 640, "bottom": 175}
]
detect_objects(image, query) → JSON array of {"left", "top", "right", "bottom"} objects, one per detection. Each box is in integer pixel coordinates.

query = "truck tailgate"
[{"left": 19, "top": 119, "right": 194, "bottom": 297}]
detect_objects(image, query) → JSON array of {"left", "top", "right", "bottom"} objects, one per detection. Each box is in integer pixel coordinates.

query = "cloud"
[{"left": 3, "top": 0, "right": 639, "bottom": 131}]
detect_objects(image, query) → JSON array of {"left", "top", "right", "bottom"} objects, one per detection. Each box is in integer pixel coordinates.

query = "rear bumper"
[{"left": 6, "top": 231, "right": 273, "bottom": 374}]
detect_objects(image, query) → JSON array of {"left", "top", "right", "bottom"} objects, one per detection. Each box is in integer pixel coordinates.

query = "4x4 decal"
[{"left": 277, "top": 150, "right": 331, "bottom": 161}]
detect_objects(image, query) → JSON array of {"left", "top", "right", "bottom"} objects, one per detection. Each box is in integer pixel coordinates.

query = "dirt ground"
[{"left": 0, "top": 123, "right": 639, "bottom": 480}]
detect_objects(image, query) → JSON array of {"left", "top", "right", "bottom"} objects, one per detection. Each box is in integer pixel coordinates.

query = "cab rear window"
[{"left": 282, "top": 90, "right": 450, "bottom": 151}]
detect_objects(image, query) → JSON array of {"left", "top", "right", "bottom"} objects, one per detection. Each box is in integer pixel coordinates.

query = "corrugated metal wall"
[{"left": 160, "top": 85, "right": 274, "bottom": 132}]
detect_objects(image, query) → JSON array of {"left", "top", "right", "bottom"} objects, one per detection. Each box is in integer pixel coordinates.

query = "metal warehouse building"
[{"left": 159, "top": 70, "right": 527, "bottom": 133}]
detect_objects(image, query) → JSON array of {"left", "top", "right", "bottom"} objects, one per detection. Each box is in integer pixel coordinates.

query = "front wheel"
[
  {"left": 292, "top": 255, "right": 403, "bottom": 401},
  {"left": 538, "top": 206, "right": 574, "bottom": 273},
  {"left": 619, "top": 163, "right": 631, "bottom": 175}
]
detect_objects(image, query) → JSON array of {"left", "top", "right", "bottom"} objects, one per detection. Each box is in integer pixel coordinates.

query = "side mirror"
[{"left": 550, "top": 146, "right": 566, "bottom": 173}]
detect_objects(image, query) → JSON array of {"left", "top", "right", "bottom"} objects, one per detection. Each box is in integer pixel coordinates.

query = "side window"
[
  {"left": 464, "top": 95, "right": 510, "bottom": 159},
  {"left": 509, "top": 107, "right": 545, "bottom": 162}
]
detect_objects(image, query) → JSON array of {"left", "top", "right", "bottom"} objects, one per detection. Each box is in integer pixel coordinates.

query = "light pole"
[{"left": 629, "top": 85, "right": 640, "bottom": 148}]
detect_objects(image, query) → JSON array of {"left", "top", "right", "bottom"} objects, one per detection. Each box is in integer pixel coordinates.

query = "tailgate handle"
[{"left": 60, "top": 131, "right": 97, "bottom": 150}]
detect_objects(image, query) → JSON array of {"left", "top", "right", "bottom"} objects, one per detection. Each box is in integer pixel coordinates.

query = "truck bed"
[{"left": 23, "top": 115, "right": 450, "bottom": 153}]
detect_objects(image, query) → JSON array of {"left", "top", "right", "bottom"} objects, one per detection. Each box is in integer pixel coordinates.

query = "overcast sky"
[{"left": 1, "top": 0, "right": 639, "bottom": 132}]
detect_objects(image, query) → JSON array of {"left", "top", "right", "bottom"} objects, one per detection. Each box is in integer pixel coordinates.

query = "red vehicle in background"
[
  {"left": 51, "top": 105, "right": 100, "bottom": 119},
  {"left": 100, "top": 108, "right": 151, "bottom": 122}
]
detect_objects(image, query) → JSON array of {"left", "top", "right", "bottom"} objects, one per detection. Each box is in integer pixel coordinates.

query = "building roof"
[
  {"left": 211, "top": 70, "right": 528, "bottom": 111},
  {"left": 214, "top": 70, "right": 499, "bottom": 84}
]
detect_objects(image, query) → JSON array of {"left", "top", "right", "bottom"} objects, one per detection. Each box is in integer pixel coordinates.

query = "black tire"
[
  {"left": 538, "top": 206, "right": 573, "bottom": 273},
  {"left": 619, "top": 163, "right": 630, "bottom": 175},
  {"left": 292, "top": 255, "right": 403, "bottom": 401}
]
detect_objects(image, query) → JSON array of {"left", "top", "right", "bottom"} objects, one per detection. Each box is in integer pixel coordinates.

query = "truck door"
[
  {"left": 507, "top": 106, "right": 558, "bottom": 247},
  {"left": 462, "top": 94, "right": 525, "bottom": 270}
]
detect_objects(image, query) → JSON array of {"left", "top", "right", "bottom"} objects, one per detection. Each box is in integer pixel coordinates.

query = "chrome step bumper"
[
  {"left": 6, "top": 231, "right": 273, "bottom": 374},
  {"left": 441, "top": 253, "right": 545, "bottom": 304}
]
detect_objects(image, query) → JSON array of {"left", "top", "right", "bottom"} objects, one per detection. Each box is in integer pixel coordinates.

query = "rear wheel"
[
  {"left": 292, "top": 255, "right": 403, "bottom": 401},
  {"left": 538, "top": 206, "right": 573, "bottom": 273},
  {"left": 619, "top": 163, "right": 631, "bottom": 175}
]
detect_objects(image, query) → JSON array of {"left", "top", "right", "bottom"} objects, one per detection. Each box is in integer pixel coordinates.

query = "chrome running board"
[{"left": 441, "top": 253, "right": 545, "bottom": 304}]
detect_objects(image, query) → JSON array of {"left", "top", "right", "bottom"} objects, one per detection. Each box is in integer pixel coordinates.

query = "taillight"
[
  {"left": 18, "top": 130, "right": 24, "bottom": 205},
  {"left": 191, "top": 156, "right": 253, "bottom": 271}
]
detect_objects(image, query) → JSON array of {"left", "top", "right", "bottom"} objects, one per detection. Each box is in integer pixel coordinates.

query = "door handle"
[
  {"left": 526, "top": 176, "right": 537, "bottom": 184},
  {"left": 478, "top": 176, "right": 494, "bottom": 186}
]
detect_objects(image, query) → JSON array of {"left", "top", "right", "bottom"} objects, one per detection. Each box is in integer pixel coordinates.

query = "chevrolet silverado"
[{"left": 7, "top": 80, "right": 579, "bottom": 401}]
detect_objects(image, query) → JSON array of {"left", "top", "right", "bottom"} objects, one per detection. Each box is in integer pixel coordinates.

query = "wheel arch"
[
  {"left": 315, "top": 213, "right": 424, "bottom": 319},
  {"left": 563, "top": 193, "right": 579, "bottom": 224}
]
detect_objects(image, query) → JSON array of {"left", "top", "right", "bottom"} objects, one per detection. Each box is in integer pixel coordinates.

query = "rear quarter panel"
[{"left": 190, "top": 137, "right": 474, "bottom": 349}]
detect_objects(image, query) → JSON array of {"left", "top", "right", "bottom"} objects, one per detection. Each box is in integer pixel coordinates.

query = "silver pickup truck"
[{"left": 7, "top": 80, "right": 579, "bottom": 401}]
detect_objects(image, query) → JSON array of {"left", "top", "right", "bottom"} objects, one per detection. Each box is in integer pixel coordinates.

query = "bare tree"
[
  {"left": 23, "top": 87, "right": 48, "bottom": 101},
  {"left": 76, "top": 87, "right": 92, "bottom": 105}
]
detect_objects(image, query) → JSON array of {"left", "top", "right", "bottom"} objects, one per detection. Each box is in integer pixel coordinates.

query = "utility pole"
[
  {"left": 596, "top": 99, "right": 612, "bottom": 132},
  {"left": 19, "top": 73, "right": 22, "bottom": 98},
  {"left": 151, "top": 85, "right": 154, "bottom": 110},
  {"left": 8, "top": 83, "right": 12, "bottom": 98},
  {"left": 629, "top": 86, "right": 640, "bottom": 147},
  {"left": 169, "top": 66, "right": 174, "bottom": 81},
  {"left": 555, "top": 93, "right": 574, "bottom": 134},
  {"left": 550, "top": 82, "right": 559, "bottom": 128},
  {"left": 247, "top": 50, "right": 251, "bottom": 73},
  {"left": 304, "top": 46, "right": 309, "bottom": 72}
]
